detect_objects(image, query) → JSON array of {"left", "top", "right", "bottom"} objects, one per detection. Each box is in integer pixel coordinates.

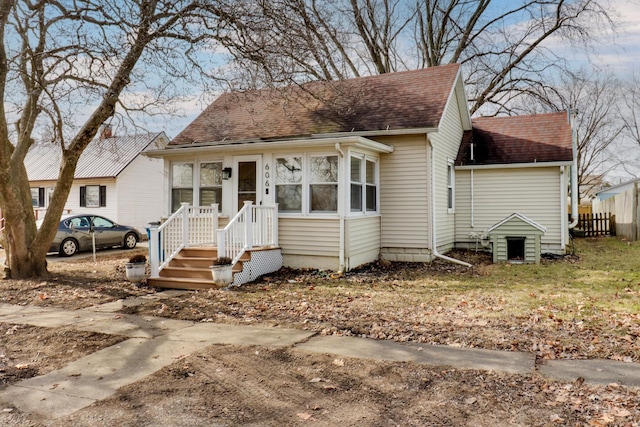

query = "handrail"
[
  {"left": 217, "top": 201, "right": 278, "bottom": 266},
  {"left": 149, "top": 203, "right": 218, "bottom": 278}
]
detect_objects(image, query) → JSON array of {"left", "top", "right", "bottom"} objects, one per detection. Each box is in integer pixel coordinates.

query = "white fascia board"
[
  {"left": 455, "top": 161, "right": 572, "bottom": 170},
  {"left": 143, "top": 135, "right": 394, "bottom": 158}
]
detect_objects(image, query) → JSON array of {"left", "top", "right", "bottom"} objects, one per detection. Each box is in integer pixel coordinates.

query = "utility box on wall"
[{"left": 488, "top": 213, "right": 546, "bottom": 264}]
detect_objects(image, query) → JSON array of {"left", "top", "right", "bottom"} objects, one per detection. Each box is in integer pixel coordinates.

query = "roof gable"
[
  {"left": 488, "top": 213, "right": 547, "bottom": 233},
  {"left": 26, "top": 132, "right": 167, "bottom": 181},
  {"left": 171, "top": 64, "right": 462, "bottom": 145},
  {"left": 456, "top": 112, "right": 572, "bottom": 166}
]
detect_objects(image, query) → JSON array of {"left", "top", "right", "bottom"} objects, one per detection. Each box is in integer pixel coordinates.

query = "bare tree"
[
  {"left": 0, "top": 0, "right": 220, "bottom": 279},
  {"left": 212, "top": 0, "right": 615, "bottom": 113},
  {"left": 516, "top": 70, "right": 626, "bottom": 199}
]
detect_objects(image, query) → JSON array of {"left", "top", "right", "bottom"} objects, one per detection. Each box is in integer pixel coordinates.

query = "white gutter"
[
  {"left": 569, "top": 109, "right": 579, "bottom": 228},
  {"left": 335, "top": 143, "right": 346, "bottom": 273},
  {"left": 427, "top": 135, "right": 472, "bottom": 267}
]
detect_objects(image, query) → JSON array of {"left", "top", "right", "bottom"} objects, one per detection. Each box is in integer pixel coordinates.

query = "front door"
[{"left": 234, "top": 155, "right": 262, "bottom": 212}]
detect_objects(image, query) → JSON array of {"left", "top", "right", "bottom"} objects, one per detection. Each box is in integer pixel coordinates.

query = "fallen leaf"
[{"left": 332, "top": 358, "right": 344, "bottom": 367}]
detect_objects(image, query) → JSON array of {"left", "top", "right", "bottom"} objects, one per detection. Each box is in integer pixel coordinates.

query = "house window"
[
  {"left": 366, "top": 159, "right": 377, "bottom": 212},
  {"left": 171, "top": 163, "right": 193, "bottom": 212},
  {"left": 350, "top": 155, "right": 377, "bottom": 213},
  {"left": 31, "top": 187, "right": 45, "bottom": 207},
  {"left": 310, "top": 155, "right": 338, "bottom": 212},
  {"left": 200, "top": 162, "right": 223, "bottom": 208},
  {"left": 350, "top": 157, "right": 362, "bottom": 212},
  {"left": 80, "top": 185, "right": 106, "bottom": 207},
  {"left": 447, "top": 159, "right": 455, "bottom": 211},
  {"left": 275, "top": 156, "right": 302, "bottom": 212}
]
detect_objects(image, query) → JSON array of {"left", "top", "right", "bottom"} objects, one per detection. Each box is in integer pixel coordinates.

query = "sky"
[{"left": 130, "top": 0, "right": 640, "bottom": 183}]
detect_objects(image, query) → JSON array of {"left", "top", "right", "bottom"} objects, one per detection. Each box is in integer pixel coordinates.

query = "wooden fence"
[{"left": 570, "top": 213, "right": 615, "bottom": 237}]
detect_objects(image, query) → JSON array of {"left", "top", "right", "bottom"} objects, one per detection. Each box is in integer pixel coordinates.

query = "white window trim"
[
  {"left": 274, "top": 153, "right": 340, "bottom": 217},
  {"left": 447, "top": 158, "right": 455, "bottom": 213},
  {"left": 198, "top": 160, "right": 224, "bottom": 208},
  {"left": 348, "top": 153, "right": 379, "bottom": 216}
]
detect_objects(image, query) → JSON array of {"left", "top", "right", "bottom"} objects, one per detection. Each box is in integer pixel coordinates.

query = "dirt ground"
[{"left": 0, "top": 249, "right": 639, "bottom": 426}]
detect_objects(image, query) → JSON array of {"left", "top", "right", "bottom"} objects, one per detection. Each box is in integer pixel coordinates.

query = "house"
[
  {"left": 144, "top": 64, "right": 574, "bottom": 288},
  {"left": 24, "top": 130, "right": 169, "bottom": 231}
]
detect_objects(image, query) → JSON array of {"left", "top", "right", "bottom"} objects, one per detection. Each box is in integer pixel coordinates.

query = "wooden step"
[{"left": 147, "top": 277, "right": 223, "bottom": 290}]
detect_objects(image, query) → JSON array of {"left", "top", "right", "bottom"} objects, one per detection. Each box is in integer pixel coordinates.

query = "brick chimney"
[{"left": 100, "top": 124, "right": 113, "bottom": 139}]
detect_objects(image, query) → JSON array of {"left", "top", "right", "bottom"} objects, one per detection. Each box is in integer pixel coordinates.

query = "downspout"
[
  {"left": 335, "top": 143, "right": 346, "bottom": 273},
  {"left": 569, "top": 109, "right": 579, "bottom": 229},
  {"left": 427, "top": 135, "right": 472, "bottom": 267}
]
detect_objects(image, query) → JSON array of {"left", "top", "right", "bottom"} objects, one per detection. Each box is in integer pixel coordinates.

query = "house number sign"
[{"left": 264, "top": 164, "right": 270, "bottom": 187}]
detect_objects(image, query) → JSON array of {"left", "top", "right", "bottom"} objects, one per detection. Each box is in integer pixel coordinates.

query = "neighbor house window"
[
  {"left": 350, "top": 155, "right": 377, "bottom": 213},
  {"left": 310, "top": 155, "right": 338, "bottom": 212},
  {"left": 447, "top": 159, "right": 455, "bottom": 211},
  {"left": 200, "top": 162, "right": 223, "bottom": 209},
  {"left": 171, "top": 162, "right": 193, "bottom": 212},
  {"left": 31, "top": 187, "right": 45, "bottom": 207},
  {"left": 275, "top": 156, "right": 302, "bottom": 212},
  {"left": 80, "top": 185, "right": 106, "bottom": 207}
]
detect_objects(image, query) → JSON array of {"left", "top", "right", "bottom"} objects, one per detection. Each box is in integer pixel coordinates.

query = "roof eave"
[
  {"left": 144, "top": 135, "right": 394, "bottom": 158},
  {"left": 456, "top": 160, "right": 572, "bottom": 170}
]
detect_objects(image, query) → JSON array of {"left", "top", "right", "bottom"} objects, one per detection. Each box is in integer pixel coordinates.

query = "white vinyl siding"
[
  {"left": 345, "top": 216, "right": 381, "bottom": 268},
  {"left": 378, "top": 135, "right": 430, "bottom": 248},
  {"left": 429, "top": 91, "right": 466, "bottom": 250},
  {"left": 455, "top": 167, "right": 565, "bottom": 253},
  {"left": 279, "top": 217, "right": 340, "bottom": 257},
  {"left": 116, "top": 152, "right": 167, "bottom": 230}
]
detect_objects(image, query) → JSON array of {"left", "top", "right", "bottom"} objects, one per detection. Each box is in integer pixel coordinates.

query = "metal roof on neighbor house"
[
  {"left": 456, "top": 112, "right": 573, "bottom": 166},
  {"left": 25, "top": 132, "right": 168, "bottom": 181},
  {"left": 170, "top": 64, "right": 462, "bottom": 145}
]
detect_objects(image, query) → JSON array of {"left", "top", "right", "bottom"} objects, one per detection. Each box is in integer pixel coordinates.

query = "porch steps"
[
  {"left": 147, "top": 246, "right": 282, "bottom": 290},
  {"left": 147, "top": 247, "right": 248, "bottom": 290}
]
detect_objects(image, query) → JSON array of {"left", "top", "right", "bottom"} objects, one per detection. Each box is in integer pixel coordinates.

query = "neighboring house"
[
  {"left": 25, "top": 130, "right": 169, "bottom": 231},
  {"left": 145, "top": 63, "right": 574, "bottom": 287},
  {"left": 593, "top": 178, "right": 639, "bottom": 201}
]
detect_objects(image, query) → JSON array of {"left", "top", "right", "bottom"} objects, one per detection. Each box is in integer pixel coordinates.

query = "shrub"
[
  {"left": 212, "top": 256, "right": 232, "bottom": 266},
  {"left": 128, "top": 254, "right": 147, "bottom": 264}
]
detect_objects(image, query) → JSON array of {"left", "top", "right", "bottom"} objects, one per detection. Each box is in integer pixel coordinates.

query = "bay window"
[
  {"left": 310, "top": 155, "right": 338, "bottom": 212},
  {"left": 350, "top": 154, "right": 377, "bottom": 213}
]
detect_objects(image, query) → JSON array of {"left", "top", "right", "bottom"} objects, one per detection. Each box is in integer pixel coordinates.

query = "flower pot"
[
  {"left": 210, "top": 264, "right": 233, "bottom": 286},
  {"left": 125, "top": 262, "right": 146, "bottom": 283}
]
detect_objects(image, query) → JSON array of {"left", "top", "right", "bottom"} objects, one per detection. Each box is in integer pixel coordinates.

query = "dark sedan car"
[{"left": 38, "top": 214, "right": 143, "bottom": 256}]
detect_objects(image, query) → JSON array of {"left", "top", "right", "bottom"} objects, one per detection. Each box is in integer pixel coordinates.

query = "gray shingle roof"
[
  {"left": 456, "top": 112, "right": 573, "bottom": 166},
  {"left": 26, "top": 132, "right": 167, "bottom": 181},
  {"left": 170, "top": 64, "right": 461, "bottom": 145}
]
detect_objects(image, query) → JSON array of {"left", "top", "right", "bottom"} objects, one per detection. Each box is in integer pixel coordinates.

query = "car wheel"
[
  {"left": 123, "top": 232, "right": 138, "bottom": 249},
  {"left": 59, "top": 238, "right": 78, "bottom": 257}
]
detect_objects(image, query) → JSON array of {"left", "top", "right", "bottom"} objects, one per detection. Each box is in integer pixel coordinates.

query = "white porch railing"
[
  {"left": 149, "top": 203, "right": 219, "bottom": 278},
  {"left": 217, "top": 201, "right": 279, "bottom": 267}
]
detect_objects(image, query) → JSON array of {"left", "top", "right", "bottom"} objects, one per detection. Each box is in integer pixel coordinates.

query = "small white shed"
[{"left": 488, "top": 213, "right": 547, "bottom": 264}]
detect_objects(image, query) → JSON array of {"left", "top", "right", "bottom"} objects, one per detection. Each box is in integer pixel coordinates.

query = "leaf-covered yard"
[{"left": 1, "top": 237, "right": 640, "bottom": 426}]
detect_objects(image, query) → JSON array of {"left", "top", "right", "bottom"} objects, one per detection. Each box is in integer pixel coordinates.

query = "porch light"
[{"left": 222, "top": 167, "right": 232, "bottom": 180}]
